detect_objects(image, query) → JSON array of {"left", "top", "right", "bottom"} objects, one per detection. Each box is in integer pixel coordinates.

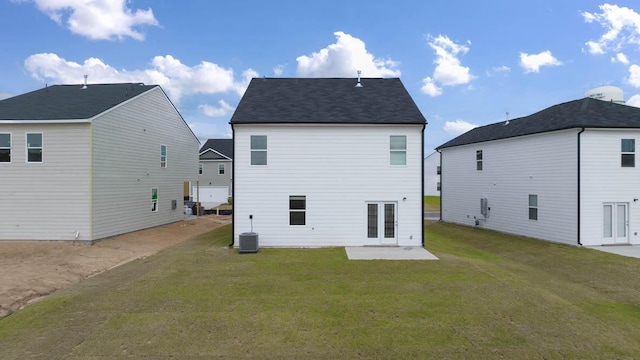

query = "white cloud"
[
  {"left": 273, "top": 65, "right": 284, "bottom": 76},
  {"left": 421, "top": 35, "right": 474, "bottom": 96},
  {"left": 198, "top": 100, "right": 234, "bottom": 117},
  {"left": 296, "top": 31, "right": 400, "bottom": 77},
  {"left": 627, "top": 94, "right": 640, "bottom": 107},
  {"left": 627, "top": 64, "right": 640, "bottom": 87},
  {"left": 21, "top": 0, "right": 159, "bottom": 41},
  {"left": 612, "top": 52, "right": 630, "bottom": 64},
  {"left": 443, "top": 120, "right": 478, "bottom": 135},
  {"left": 519, "top": 51, "right": 562, "bottom": 73},
  {"left": 23, "top": 53, "right": 258, "bottom": 103},
  {"left": 581, "top": 4, "right": 640, "bottom": 55},
  {"left": 486, "top": 65, "right": 511, "bottom": 77}
]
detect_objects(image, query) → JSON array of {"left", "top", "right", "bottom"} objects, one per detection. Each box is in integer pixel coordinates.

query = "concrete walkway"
[
  {"left": 345, "top": 246, "right": 438, "bottom": 260},
  {"left": 588, "top": 245, "right": 640, "bottom": 259}
]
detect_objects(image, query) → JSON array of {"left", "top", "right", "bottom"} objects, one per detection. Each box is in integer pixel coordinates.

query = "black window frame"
[{"left": 289, "top": 195, "right": 306, "bottom": 226}]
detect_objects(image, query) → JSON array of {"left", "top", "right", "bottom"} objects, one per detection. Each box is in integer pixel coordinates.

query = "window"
[
  {"left": 476, "top": 150, "right": 483, "bottom": 170},
  {"left": 218, "top": 163, "right": 225, "bottom": 175},
  {"left": 390, "top": 136, "right": 406, "bottom": 165},
  {"left": 152, "top": 188, "right": 158, "bottom": 212},
  {"left": 160, "top": 145, "right": 167, "bottom": 168},
  {"left": 529, "top": 194, "right": 538, "bottom": 220},
  {"left": 289, "top": 195, "right": 306, "bottom": 225},
  {"left": 26, "top": 133, "right": 42, "bottom": 163},
  {"left": 199, "top": 163, "right": 203, "bottom": 175},
  {"left": 436, "top": 165, "right": 441, "bottom": 175},
  {"left": 621, "top": 139, "right": 635, "bottom": 167},
  {"left": 251, "top": 135, "right": 267, "bottom": 165},
  {"left": 437, "top": 182, "right": 441, "bottom": 191},
  {"left": 0, "top": 133, "right": 10, "bottom": 163}
]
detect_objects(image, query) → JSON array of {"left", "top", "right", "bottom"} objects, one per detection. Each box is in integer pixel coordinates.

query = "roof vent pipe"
[
  {"left": 82, "top": 75, "right": 88, "bottom": 89},
  {"left": 504, "top": 111, "right": 509, "bottom": 125},
  {"left": 355, "top": 70, "right": 363, "bottom": 87}
]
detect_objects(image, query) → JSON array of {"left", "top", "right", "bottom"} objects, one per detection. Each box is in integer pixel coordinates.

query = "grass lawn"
[
  {"left": 424, "top": 195, "right": 440, "bottom": 212},
  {"left": 2, "top": 222, "right": 640, "bottom": 358}
]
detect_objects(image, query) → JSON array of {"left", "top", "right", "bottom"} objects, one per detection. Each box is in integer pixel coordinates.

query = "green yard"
[
  {"left": 1, "top": 222, "right": 640, "bottom": 358},
  {"left": 424, "top": 195, "right": 440, "bottom": 212}
]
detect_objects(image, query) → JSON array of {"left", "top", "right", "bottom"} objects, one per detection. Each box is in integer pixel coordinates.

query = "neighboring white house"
[
  {"left": 230, "top": 77, "right": 427, "bottom": 247},
  {"left": 437, "top": 97, "right": 640, "bottom": 247},
  {"left": 424, "top": 151, "right": 441, "bottom": 196},
  {"left": 0, "top": 83, "right": 199, "bottom": 242},
  {"left": 193, "top": 138, "right": 233, "bottom": 208}
]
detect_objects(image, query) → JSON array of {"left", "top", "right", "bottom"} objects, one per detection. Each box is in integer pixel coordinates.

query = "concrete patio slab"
[
  {"left": 588, "top": 245, "right": 640, "bottom": 259},
  {"left": 345, "top": 246, "right": 438, "bottom": 260}
]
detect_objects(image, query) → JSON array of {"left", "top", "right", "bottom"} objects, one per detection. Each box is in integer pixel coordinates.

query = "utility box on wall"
[{"left": 480, "top": 198, "right": 489, "bottom": 217}]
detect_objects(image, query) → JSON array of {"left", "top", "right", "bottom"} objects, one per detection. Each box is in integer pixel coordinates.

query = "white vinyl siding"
[
  {"left": 0, "top": 133, "right": 10, "bottom": 163},
  {"left": 0, "top": 124, "right": 91, "bottom": 240},
  {"left": 234, "top": 124, "right": 423, "bottom": 247},
  {"left": 91, "top": 87, "right": 199, "bottom": 240},
  {"left": 441, "top": 129, "right": 578, "bottom": 245}
]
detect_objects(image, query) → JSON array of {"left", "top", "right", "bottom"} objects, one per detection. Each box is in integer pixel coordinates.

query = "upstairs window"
[
  {"left": 289, "top": 196, "right": 306, "bottom": 225},
  {"left": 160, "top": 145, "right": 167, "bottom": 168},
  {"left": 218, "top": 163, "right": 225, "bottom": 175},
  {"left": 476, "top": 150, "right": 483, "bottom": 171},
  {"left": 251, "top": 136, "right": 267, "bottom": 165},
  {"left": 529, "top": 194, "right": 538, "bottom": 220},
  {"left": 26, "top": 133, "right": 43, "bottom": 163},
  {"left": 621, "top": 139, "right": 635, "bottom": 167},
  {"left": 199, "top": 163, "right": 203, "bottom": 175},
  {"left": 0, "top": 133, "right": 10, "bottom": 163},
  {"left": 436, "top": 165, "right": 441, "bottom": 175},
  {"left": 152, "top": 188, "right": 158, "bottom": 212},
  {"left": 390, "top": 135, "right": 407, "bottom": 165}
]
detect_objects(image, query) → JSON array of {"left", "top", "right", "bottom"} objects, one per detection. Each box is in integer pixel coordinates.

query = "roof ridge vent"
[
  {"left": 504, "top": 111, "right": 509, "bottom": 125},
  {"left": 82, "top": 75, "right": 88, "bottom": 89},
  {"left": 355, "top": 70, "right": 363, "bottom": 87}
]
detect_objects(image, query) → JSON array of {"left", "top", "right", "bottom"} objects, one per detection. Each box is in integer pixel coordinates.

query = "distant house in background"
[
  {"left": 193, "top": 138, "right": 233, "bottom": 208},
  {"left": 437, "top": 97, "right": 640, "bottom": 247},
  {"left": 231, "top": 77, "right": 427, "bottom": 248},
  {"left": 0, "top": 83, "right": 199, "bottom": 242},
  {"left": 423, "top": 151, "right": 440, "bottom": 196}
]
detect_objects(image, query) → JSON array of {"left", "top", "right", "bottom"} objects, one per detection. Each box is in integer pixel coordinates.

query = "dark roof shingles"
[
  {"left": 0, "top": 83, "right": 157, "bottom": 121},
  {"left": 199, "top": 138, "right": 233, "bottom": 159},
  {"left": 437, "top": 98, "right": 640, "bottom": 149},
  {"left": 230, "top": 78, "right": 426, "bottom": 125}
]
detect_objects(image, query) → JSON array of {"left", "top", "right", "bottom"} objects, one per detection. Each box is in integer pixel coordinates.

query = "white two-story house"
[
  {"left": 0, "top": 83, "right": 199, "bottom": 242},
  {"left": 437, "top": 97, "right": 640, "bottom": 247},
  {"left": 230, "top": 77, "right": 427, "bottom": 247}
]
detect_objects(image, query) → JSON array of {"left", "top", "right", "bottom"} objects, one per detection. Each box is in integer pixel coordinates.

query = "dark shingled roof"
[
  {"left": 0, "top": 83, "right": 157, "bottom": 121},
  {"left": 230, "top": 77, "right": 427, "bottom": 125},
  {"left": 437, "top": 97, "right": 640, "bottom": 149},
  {"left": 199, "top": 138, "right": 233, "bottom": 159}
]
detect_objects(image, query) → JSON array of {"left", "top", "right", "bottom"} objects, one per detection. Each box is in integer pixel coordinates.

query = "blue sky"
[{"left": 2, "top": 1, "right": 640, "bottom": 152}]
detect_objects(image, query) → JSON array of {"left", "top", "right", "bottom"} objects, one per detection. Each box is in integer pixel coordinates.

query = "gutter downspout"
[
  {"left": 229, "top": 124, "right": 236, "bottom": 248},
  {"left": 421, "top": 123, "right": 426, "bottom": 247},
  {"left": 577, "top": 128, "right": 585, "bottom": 246},
  {"left": 437, "top": 149, "right": 442, "bottom": 222}
]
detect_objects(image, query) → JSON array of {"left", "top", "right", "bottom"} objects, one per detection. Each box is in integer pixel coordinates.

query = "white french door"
[
  {"left": 603, "top": 202, "right": 629, "bottom": 244},
  {"left": 366, "top": 202, "right": 398, "bottom": 245}
]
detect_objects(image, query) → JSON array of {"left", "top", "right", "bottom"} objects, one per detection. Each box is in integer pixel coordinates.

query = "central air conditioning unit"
[{"left": 239, "top": 232, "right": 259, "bottom": 253}]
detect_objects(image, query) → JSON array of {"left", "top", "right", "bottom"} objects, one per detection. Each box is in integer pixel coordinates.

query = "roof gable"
[
  {"left": 0, "top": 83, "right": 157, "bottom": 121},
  {"left": 437, "top": 98, "right": 640, "bottom": 149},
  {"left": 230, "top": 77, "right": 427, "bottom": 125},
  {"left": 199, "top": 138, "right": 233, "bottom": 159}
]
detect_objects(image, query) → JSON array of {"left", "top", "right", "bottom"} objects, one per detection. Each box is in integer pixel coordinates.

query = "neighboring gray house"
[
  {"left": 193, "top": 138, "right": 233, "bottom": 208},
  {"left": 437, "top": 97, "right": 640, "bottom": 247},
  {"left": 424, "top": 151, "right": 441, "bottom": 196},
  {"left": 231, "top": 77, "right": 427, "bottom": 247},
  {"left": 0, "top": 83, "right": 199, "bottom": 241}
]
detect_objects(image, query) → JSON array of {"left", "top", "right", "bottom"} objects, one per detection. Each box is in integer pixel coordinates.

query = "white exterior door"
[
  {"left": 366, "top": 202, "right": 398, "bottom": 246},
  {"left": 603, "top": 203, "right": 629, "bottom": 244}
]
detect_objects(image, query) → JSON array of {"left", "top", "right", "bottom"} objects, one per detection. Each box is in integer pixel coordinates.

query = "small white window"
[
  {"left": 476, "top": 150, "right": 483, "bottom": 171},
  {"left": 390, "top": 136, "right": 406, "bottom": 165},
  {"left": 26, "top": 133, "right": 43, "bottom": 163},
  {"left": 251, "top": 136, "right": 267, "bottom": 165},
  {"left": 289, "top": 196, "right": 306, "bottom": 226},
  {"left": 160, "top": 145, "right": 167, "bottom": 168},
  {"left": 0, "top": 133, "right": 10, "bottom": 163},
  {"left": 218, "top": 163, "right": 225, "bottom": 175},
  {"left": 199, "top": 163, "right": 203, "bottom": 175},
  {"left": 152, "top": 188, "right": 158, "bottom": 212},
  {"left": 621, "top": 139, "right": 635, "bottom": 167},
  {"left": 529, "top": 194, "right": 538, "bottom": 220}
]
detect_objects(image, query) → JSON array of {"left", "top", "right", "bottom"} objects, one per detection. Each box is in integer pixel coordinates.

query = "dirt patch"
[{"left": 0, "top": 215, "right": 231, "bottom": 319}]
